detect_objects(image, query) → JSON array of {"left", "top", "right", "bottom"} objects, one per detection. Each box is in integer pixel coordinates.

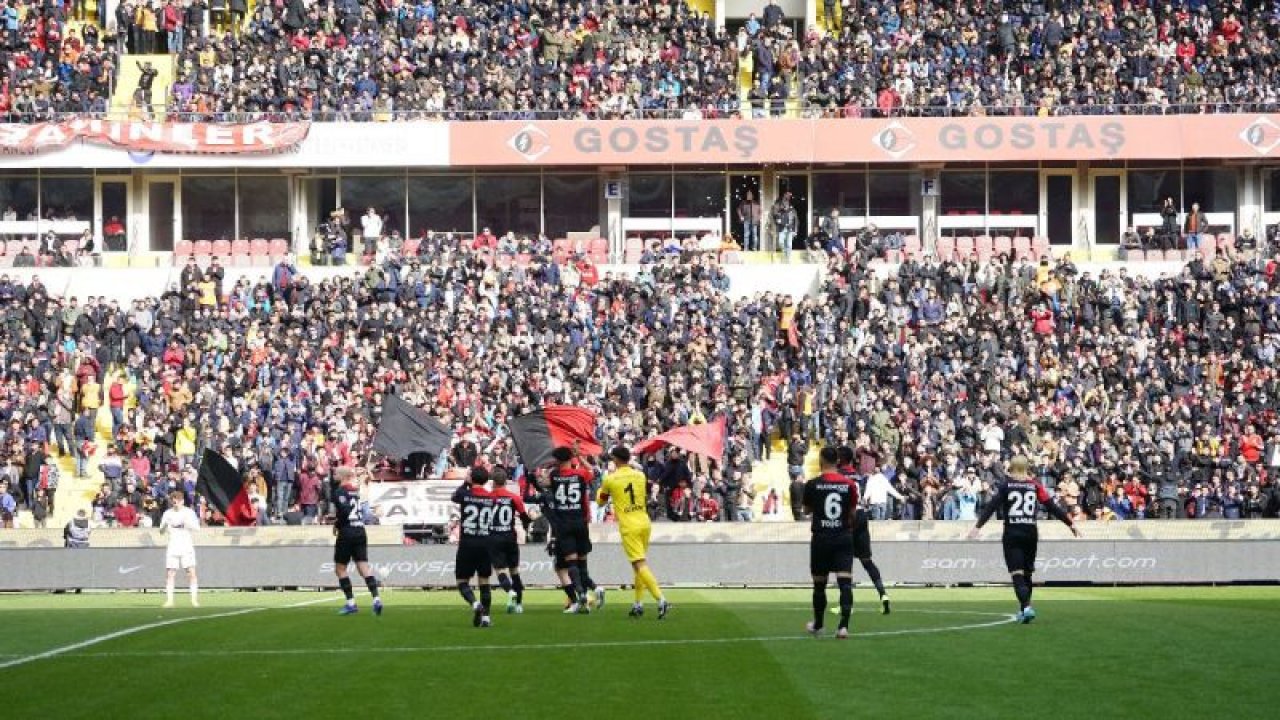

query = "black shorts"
[
  {"left": 853, "top": 509, "right": 872, "bottom": 559},
  {"left": 456, "top": 540, "right": 493, "bottom": 579},
  {"left": 489, "top": 536, "right": 520, "bottom": 570},
  {"left": 334, "top": 530, "right": 368, "bottom": 565},
  {"left": 810, "top": 534, "right": 855, "bottom": 576},
  {"left": 1002, "top": 530, "right": 1039, "bottom": 576},
  {"left": 553, "top": 521, "right": 592, "bottom": 559}
]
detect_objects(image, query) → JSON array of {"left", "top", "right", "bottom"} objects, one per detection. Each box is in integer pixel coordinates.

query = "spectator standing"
[
  {"left": 64, "top": 509, "right": 91, "bottom": 547},
  {"left": 738, "top": 191, "right": 762, "bottom": 251},
  {"left": 1184, "top": 202, "right": 1207, "bottom": 252},
  {"left": 773, "top": 192, "right": 797, "bottom": 260}
]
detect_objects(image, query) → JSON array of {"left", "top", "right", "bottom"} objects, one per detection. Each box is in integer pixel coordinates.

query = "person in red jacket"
[
  {"left": 1030, "top": 304, "right": 1055, "bottom": 335},
  {"left": 113, "top": 496, "right": 139, "bottom": 528},
  {"left": 108, "top": 378, "right": 127, "bottom": 435}
]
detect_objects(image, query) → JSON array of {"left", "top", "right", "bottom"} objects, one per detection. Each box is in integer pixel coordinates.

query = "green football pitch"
[{"left": 1, "top": 586, "right": 1273, "bottom": 719}]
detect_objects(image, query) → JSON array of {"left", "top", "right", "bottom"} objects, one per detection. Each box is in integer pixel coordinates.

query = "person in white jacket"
[{"left": 863, "top": 468, "right": 905, "bottom": 522}]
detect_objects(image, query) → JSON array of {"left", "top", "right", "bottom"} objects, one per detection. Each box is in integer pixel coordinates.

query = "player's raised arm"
[
  {"left": 968, "top": 482, "right": 1006, "bottom": 538},
  {"left": 451, "top": 481, "right": 470, "bottom": 505},
  {"left": 595, "top": 473, "right": 611, "bottom": 507}
]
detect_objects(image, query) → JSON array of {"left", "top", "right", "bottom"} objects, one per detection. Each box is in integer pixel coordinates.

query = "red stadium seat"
[
  {"left": 1012, "top": 236, "right": 1032, "bottom": 260},
  {"left": 268, "top": 238, "right": 290, "bottom": 256},
  {"left": 993, "top": 236, "right": 1013, "bottom": 257},
  {"left": 211, "top": 239, "right": 232, "bottom": 257},
  {"left": 231, "top": 239, "right": 251, "bottom": 257},
  {"left": 903, "top": 235, "right": 921, "bottom": 256},
  {"left": 401, "top": 238, "right": 420, "bottom": 256},
  {"left": 954, "top": 236, "right": 974, "bottom": 260},
  {"left": 250, "top": 239, "right": 271, "bottom": 257},
  {"left": 192, "top": 240, "right": 213, "bottom": 257},
  {"left": 1216, "top": 233, "right": 1234, "bottom": 252},
  {"left": 174, "top": 239, "right": 194, "bottom": 257},
  {"left": 495, "top": 252, "right": 513, "bottom": 270},
  {"left": 1031, "top": 236, "right": 1051, "bottom": 259}
]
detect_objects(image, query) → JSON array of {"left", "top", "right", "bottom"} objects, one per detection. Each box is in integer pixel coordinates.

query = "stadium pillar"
[
  {"left": 804, "top": 0, "right": 817, "bottom": 31},
  {"left": 921, "top": 168, "right": 939, "bottom": 256},
  {"left": 1238, "top": 166, "right": 1263, "bottom": 241},
  {"left": 606, "top": 173, "right": 623, "bottom": 262}
]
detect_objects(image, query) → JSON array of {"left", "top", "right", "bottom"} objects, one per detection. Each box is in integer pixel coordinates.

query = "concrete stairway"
[{"left": 109, "top": 54, "right": 177, "bottom": 121}]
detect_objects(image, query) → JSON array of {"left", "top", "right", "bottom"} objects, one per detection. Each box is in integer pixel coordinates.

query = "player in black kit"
[
  {"left": 802, "top": 447, "right": 858, "bottom": 639},
  {"left": 968, "top": 457, "right": 1079, "bottom": 624},
  {"left": 837, "top": 446, "right": 891, "bottom": 615},
  {"left": 488, "top": 467, "right": 532, "bottom": 614},
  {"left": 453, "top": 466, "right": 497, "bottom": 628},
  {"left": 332, "top": 468, "right": 382, "bottom": 616},
  {"left": 541, "top": 446, "right": 602, "bottom": 614}
]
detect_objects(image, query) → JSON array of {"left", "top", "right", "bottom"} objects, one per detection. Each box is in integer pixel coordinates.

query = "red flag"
[
  {"left": 787, "top": 322, "right": 799, "bottom": 348},
  {"left": 509, "top": 405, "right": 603, "bottom": 467},
  {"left": 633, "top": 416, "right": 727, "bottom": 459}
]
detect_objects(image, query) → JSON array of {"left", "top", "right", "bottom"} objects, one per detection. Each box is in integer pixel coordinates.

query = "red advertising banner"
[
  {"left": 0, "top": 120, "right": 311, "bottom": 155},
  {"left": 448, "top": 114, "right": 1280, "bottom": 166}
]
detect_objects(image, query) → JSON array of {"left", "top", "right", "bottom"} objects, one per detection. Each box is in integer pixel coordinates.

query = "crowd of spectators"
[
  {"left": 3, "top": 219, "right": 1280, "bottom": 532},
  {"left": 6, "top": 1, "right": 1280, "bottom": 120}
]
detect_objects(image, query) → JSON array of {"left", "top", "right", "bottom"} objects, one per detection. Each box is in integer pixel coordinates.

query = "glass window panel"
[
  {"left": 1127, "top": 170, "right": 1179, "bottom": 215},
  {"left": 182, "top": 176, "right": 235, "bottom": 241},
  {"left": 811, "top": 173, "right": 867, "bottom": 217},
  {"left": 940, "top": 172, "right": 986, "bottom": 214},
  {"left": 39, "top": 176, "right": 93, "bottom": 221},
  {"left": 987, "top": 171, "right": 1038, "bottom": 214},
  {"left": 868, "top": 171, "right": 922, "bottom": 216},
  {"left": 341, "top": 176, "right": 406, "bottom": 236},
  {"left": 408, "top": 176, "right": 473, "bottom": 237},
  {"left": 1181, "top": 169, "right": 1237, "bottom": 213},
  {"left": 627, "top": 174, "right": 672, "bottom": 218},
  {"left": 475, "top": 175, "right": 541, "bottom": 236},
  {"left": 238, "top": 176, "right": 290, "bottom": 241},
  {"left": 672, "top": 173, "right": 724, "bottom": 219},
  {"left": 0, "top": 174, "right": 39, "bottom": 220},
  {"left": 543, "top": 174, "right": 600, "bottom": 239},
  {"left": 1267, "top": 169, "right": 1280, "bottom": 211}
]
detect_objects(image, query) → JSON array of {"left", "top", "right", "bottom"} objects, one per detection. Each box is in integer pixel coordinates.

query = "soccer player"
[
  {"left": 597, "top": 446, "right": 670, "bottom": 620},
  {"left": 802, "top": 447, "right": 858, "bottom": 639},
  {"left": 453, "top": 466, "right": 496, "bottom": 627},
  {"left": 488, "top": 467, "right": 532, "bottom": 614},
  {"left": 542, "top": 446, "right": 603, "bottom": 614},
  {"left": 332, "top": 469, "right": 383, "bottom": 616},
  {"left": 967, "top": 457, "right": 1080, "bottom": 623},
  {"left": 837, "top": 446, "right": 891, "bottom": 614},
  {"left": 159, "top": 490, "right": 200, "bottom": 608}
]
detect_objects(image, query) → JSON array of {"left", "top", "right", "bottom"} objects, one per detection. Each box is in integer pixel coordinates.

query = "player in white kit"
[{"left": 159, "top": 490, "right": 201, "bottom": 607}]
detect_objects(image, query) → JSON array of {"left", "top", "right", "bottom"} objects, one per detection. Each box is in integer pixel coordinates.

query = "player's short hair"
[
  {"left": 819, "top": 446, "right": 839, "bottom": 467},
  {"left": 335, "top": 467, "right": 356, "bottom": 486},
  {"left": 491, "top": 467, "right": 508, "bottom": 486},
  {"left": 470, "top": 466, "right": 490, "bottom": 485},
  {"left": 610, "top": 446, "right": 631, "bottom": 463},
  {"left": 551, "top": 446, "right": 574, "bottom": 463},
  {"left": 1008, "top": 456, "right": 1030, "bottom": 476},
  {"left": 836, "top": 446, "right": 855, "bottom": 465}
]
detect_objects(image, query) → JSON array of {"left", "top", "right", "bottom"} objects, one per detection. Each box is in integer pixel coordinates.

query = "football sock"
[
  {"left": 458, "top": 581, "right": 476, "bottom": 606},
  {"left": 479, "top": 584, "right": 492, "bottom": 613},
  {"left": 165, "top": 577, "right": 174, "bottom": 604},
  {"left": 364, "top": 575, "right": 380, "bottom": 599},
  {"left": 636, "top": 566, "right": 664, "bottom": 602},
  {"left": 497, "top": 572, "right": 512, "bottom": 593},
  {"left": 512, "top": 574, "right": 525, "bottom": 604},
  {"left": 633, "top": 572, "right": 645, "bottom": 604},
  {"left": 338, "top": 577, "right": 354, "bottom": 601},
  {"left": 189, "top": 580, "right": 198, "bottom": 604},
  {"left": 562, "top": 584, "right": 578, "bottom": 604},
  {"left": 812, "top": 580, "right": 828, "bottom": 628},
  {"left": 1025, "top": 576, "right": 1035, "bottom": 605},
  {"left": 1012, "top": 574, "right": 1031, "bottom": 610},
  {"left": 566, "top": 562, "right": 585, "bottom": 597},
  {"left": 860, "top": 558, "right": 886, "bottom": 597},
  {"left": 579, "top": 558, "right": 597, "bottom": 590},
  {"left": 837, "top": 578, "right": 854, "bottom": 630}
]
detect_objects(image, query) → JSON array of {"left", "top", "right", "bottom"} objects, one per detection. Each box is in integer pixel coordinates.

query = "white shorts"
[{"left": 166, "top": 551, "right": 197, "bottom": 570}]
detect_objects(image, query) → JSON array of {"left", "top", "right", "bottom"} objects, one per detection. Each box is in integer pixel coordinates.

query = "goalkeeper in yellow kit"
[{"left": 597, "top": 446, "right": 671, "bottom": 619}]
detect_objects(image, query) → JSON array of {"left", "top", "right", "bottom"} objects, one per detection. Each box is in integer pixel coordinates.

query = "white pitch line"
[
  {"left": 63, "top": 609, "right": 1020, "bottom": 660},
  {"left": 0, "top": 593, "right": 342, "bottom": 671}
]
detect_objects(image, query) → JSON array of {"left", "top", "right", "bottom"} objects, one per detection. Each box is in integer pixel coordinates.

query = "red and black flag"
[
  {"left": 195, "top": 449, "right": 255, "bottom": 526},
  {"left": 508, "top": 405, "right": 603, "bottom": 468}
]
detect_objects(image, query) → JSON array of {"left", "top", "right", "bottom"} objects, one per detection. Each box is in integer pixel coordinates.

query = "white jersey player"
[{"left": 159, "top": 490, "right": 201, "bottom": 607}]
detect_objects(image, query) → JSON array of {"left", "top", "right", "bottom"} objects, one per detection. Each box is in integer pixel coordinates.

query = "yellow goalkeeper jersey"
[{"left": 598, "top": 466, "right": 651, "bottom": 533}]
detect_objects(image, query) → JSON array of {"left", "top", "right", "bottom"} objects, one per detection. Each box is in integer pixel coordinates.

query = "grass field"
[{"left": 2, "top": 586, "right": 1274, "bottom": 719}]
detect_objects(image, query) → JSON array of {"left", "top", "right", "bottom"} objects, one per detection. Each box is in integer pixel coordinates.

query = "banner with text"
[
  {"left": 449, "top": 114, "right": 1280, "bottom": 166},
  {"left": 0, "top": 121, "right": 310, "bottom": 155},
  {"left": 367, "top": 480, "right": 460, "bottom": 526}
]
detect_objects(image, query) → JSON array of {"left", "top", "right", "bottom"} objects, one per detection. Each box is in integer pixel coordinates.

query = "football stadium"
[{"left": 2, "top": 0, "right": 1280, "bottom": 717}]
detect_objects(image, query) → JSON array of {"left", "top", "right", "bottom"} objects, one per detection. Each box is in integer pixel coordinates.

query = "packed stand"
[
  {"left": 4, "top": 229, "right": 1280, "bottom": 531},
  {"left": 0, "top": 2, "right": 119, "bottom": 119}
]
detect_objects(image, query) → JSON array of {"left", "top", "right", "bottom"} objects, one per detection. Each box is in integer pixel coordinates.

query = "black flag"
[{"left": 373, "top": 394, "right": 452, "bottom": 460}]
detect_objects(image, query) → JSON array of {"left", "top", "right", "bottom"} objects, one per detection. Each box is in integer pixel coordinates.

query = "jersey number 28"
[{"left": 1008, "top": 490, "right": 1037, "bottom": 518}]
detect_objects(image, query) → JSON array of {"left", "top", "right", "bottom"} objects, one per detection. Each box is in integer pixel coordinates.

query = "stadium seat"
[
  {"left": 211, "top": 240, "right": 232, "bottom": 257},
  {"left": 993, "top": 236, "right": 1013, "bottom": 257},
  {"left": 192, "top": 240, "right": 213, "bottom": 257},
  {"left": 588, "top": 237, "right": 609, "bottom": 258},
  {"left": 1124, "top": 249, "right": 1145, "bottom": 262},
  {"left": 230, "top": 239, "right": 251, "bottom": 257},
  {"left": 1012, "top": 237, "right": 1032, "bottom": 261},
  {"left": 1198, "top": 234, "right": 1216, "bottom": 255},
  {"left": 552, "top": 237, "right": 572, "bottom": 255},
  {"left": 250, "top": 239, "right": 271, "bottom": 257},
  {"left": 268, "top": 238, "right": 290, "bottom": 256},
  {"left": 954, "top": 236, "right": 974, "bottom": 260},
  {"left": 624, "top": 250, "right": 642, "bottom": 264},
  {"left": 495, "top": 252, "right": 513, "bottom": 270},
  {"left": 1031, "top": 236, "right": 1051, "bottom": 259},
  {"left": 174, "top": 239, "right": 194, "bottom": 257},
  {"left": 902, "top": 235, "right": 921, "bottom": 256},
  {"left": 1217, "top": 233, "right": 1234, "bottom": 252},
  {"left": 402, "top": 238, "right": 420, "bottom": 256},
  {"left": 935, "top": 236, "right": 955, "bottom": 261},
  {"left": 624, "top": 236, "right": 643, "bottom": 255}
]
